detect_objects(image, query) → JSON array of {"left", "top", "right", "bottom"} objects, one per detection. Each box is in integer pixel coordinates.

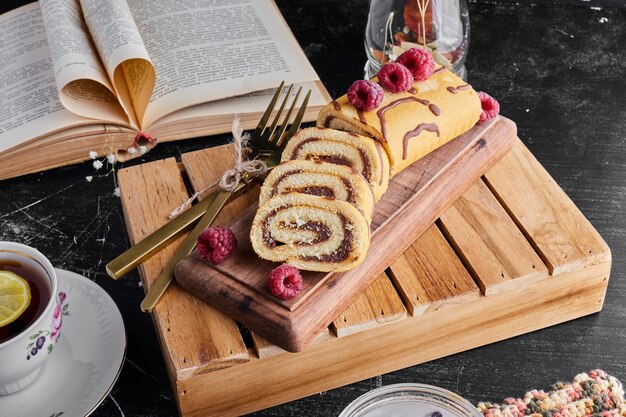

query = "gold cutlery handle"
[
  {"left": 105, "top": 192, "right": 219, "bottom": 279},
  {"left": 140, "top": 189, "right": 233, "bottom": 313}
]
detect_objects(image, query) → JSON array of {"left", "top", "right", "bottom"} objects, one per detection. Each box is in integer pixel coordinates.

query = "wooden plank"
[
  {"left": 175, "top": 116, "right": 517, "bottom": 352},
  {"left": 117, "top": 133, "right": 612, "bottom": 417},
  {"left": 332, "top": 273, "right": 407, "bottom": 337},
  {"left": 181, "top": 144, "right": 261, "bottom": 226},
  {"left": 388, "top": 224, "right": 480, "bottom": 315},
  {"left": 438, "top": 180, "right": 549, "bottom": 295},
  {"left": 176, "top": 260, "right": 611, "bottom": 417},
  {"left": 180, "top": 144, "right": 234, "bottom": 200},
  {"left": 483, "top": 139, "right": 611, "bottom": 275},
  {"left": 251, "top": 329, "right": 333, "bottom": 359},
  {"left": 118, "top": 158, "right": 249, "bottom": 379}
]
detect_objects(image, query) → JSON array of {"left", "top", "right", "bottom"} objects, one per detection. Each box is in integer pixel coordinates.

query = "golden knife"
[
  {"left": 140, "top": 186, "right": 241, "bottom": 313},
  {"left": 106, "top": 191, "right": 219, "bottom": 280}
]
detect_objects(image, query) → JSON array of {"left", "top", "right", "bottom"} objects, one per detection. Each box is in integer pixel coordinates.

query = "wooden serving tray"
[
  {"left": 117, "top": 126, "right": 611, "bottom": 417},
  {"left": 174, "top": 117, "right": 516, "bottom": 352}
]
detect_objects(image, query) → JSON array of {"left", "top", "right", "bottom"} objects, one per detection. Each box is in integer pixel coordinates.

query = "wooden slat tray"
[
  {"left": 174, "top": 117, "right": 516, "bottom": 352},
  {"left": 117, "top": 132, "right": 611, "bottom": 417}
]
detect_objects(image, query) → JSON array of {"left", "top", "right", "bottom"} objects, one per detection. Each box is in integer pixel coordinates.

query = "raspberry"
[
  {"left": 347, "top": 80, "right": 384, "bottom": 111},
  {"left": 268, "top": 265, "right": 303, "bottom": 300},
  {"left": 197, "top": 226, "right": 237, "bottom": 265},
  {"left": 377, "top": 62, "right": 414, "bottom": 93},
  {"left": 396, "top": 48, "right": 435, "bottom": 81},
  {"left": 477, "top": 91, "right": 500, "bottom": 124}
]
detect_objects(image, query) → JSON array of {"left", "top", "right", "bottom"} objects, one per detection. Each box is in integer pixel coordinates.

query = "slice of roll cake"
[
  {"left": 250, "top": 193, "right": 370, "bottom": 272},
  {"left": 259, "top": 160, "right": 375, "bottom": 222},
  {"left": 317, "top": 67, "right": 482, "bottom": 176},
  {"left": 281, "top": 127, "right": 390, "bottom": 201}
]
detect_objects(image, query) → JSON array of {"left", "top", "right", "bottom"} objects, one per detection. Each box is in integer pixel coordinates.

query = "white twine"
[
  {"left": 218, "top": 116, "right": 267, "bottom": 191},
  {"left": 168, "top": 115, "right": 267, "bottom": 219}
]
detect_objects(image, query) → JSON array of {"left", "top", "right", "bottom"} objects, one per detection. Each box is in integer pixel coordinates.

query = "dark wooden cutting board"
[{"left": 174, "top": 117, "right": 517, "bottom": 351}]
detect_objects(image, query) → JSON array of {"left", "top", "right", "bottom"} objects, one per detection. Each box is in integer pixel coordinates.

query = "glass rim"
[{"left": 338, "top": 383, "right": 482, "bottom": 417}]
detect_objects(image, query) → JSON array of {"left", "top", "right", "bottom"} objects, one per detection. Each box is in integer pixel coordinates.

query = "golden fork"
[
  {"left": 138, "top": 83, "right": 311, "bottom": 313},
  {"left": 105, "top": 82, "right": 308, "bottom": 281}
]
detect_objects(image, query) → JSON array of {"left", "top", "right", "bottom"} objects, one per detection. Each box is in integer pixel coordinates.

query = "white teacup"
[{"left": 0, "top": 242, "right": 64, "bottom": 395}]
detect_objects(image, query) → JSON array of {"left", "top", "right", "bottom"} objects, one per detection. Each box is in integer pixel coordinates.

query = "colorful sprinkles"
[{"left": 477, "top": 371, "right": 626, "bottom": 417}]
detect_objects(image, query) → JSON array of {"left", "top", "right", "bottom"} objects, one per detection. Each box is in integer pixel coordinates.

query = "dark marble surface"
[{"left": 1, "top": 1, "right": 625, "bottom": 416}]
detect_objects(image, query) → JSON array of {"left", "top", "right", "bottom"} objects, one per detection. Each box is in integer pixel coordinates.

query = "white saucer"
[{"left": 0, "top": 269, "right": 126, "bottom": 416}]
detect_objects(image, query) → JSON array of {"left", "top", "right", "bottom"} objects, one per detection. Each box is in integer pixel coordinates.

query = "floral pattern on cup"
[{"left": 26, "top": 292, "right": 69, "bottom": 360}]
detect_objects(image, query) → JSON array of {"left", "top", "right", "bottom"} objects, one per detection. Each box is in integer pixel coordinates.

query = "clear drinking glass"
[
  {"left": 364, "top": 0, "right": 470, "bottom": 80},
  {"left": 338, "top": 383, "right": 482, "bottom": 417}
]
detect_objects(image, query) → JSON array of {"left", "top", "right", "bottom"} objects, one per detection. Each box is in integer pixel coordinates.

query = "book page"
[
  {"left": 79, "top": 0, "right": 155, "bottom": 128},
  {"left": 39, "top": 0, "right": 128, "bottom": 125},
  {"left": 149, "top": 81, "right": 331, "bottom": 137},
  {"left": 127, "top": 0, "right": 321, "bottom": 129},
  {"left": 0, "top": 3, "right": 91, "bottom": 154}
]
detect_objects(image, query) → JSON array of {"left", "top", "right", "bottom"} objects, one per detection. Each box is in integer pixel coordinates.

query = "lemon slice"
[{"left": 0, "top": 270, "right": 31, "bottom": 328}]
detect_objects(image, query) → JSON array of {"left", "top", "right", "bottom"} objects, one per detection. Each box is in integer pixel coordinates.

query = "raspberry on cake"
[
  {"left": 377, "top": 62, "right": 414, "bottom": 93},
  {"left": 347, "top": 80, "right": 384, "bottom": 111},
  {"left": 396, "top": 48, "right": 435, "bottom": 81},
  {"left": 477, "top": 91, "right": 500, "bottom": 124}
]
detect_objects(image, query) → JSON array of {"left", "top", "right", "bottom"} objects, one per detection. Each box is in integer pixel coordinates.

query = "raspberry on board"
[
  {"left": 377, "top": 62, "right": 414, "bottom": 93},
  {"left": 268, "top": 264, "right": 303, "bottom": 300},
  {"left": 396, "top": 48, "right": 435, "bottom": 81},
  {"left": 347, "top": 80, "right": 384, "bottom": 111},
  {"left": 477, "top": 91, "right": 500, "bottom": 124},
  {"left": 196, "top": 226, "right": 237, "bottom": 265}
]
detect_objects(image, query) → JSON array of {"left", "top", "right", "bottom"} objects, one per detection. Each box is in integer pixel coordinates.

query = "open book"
[{"left": 0, "top": 0, "right": 331, "bottom": 180}]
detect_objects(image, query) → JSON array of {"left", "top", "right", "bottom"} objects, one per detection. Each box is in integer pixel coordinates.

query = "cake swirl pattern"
[
  {"left": 259, "top": 160, "right": 374, "bottom": 222},
  {"left": 250, "top": 193, "right": 370, "bottom": 272},
  {"left": 281, "top": 128, "right": 390, "bottom": 201}
]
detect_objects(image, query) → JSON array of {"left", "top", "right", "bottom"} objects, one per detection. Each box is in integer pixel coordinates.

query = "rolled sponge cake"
[
  {"left": 260, "top": 159, "right": 375, "bottom": 222},
  {"left": 317, "top": 67, "right": 482, "bottom": 176},
  {"left": 281, "top": 127, "right": 390, "bottom": 201},
  {"left": 250, "top": 193, "right": 370, "bottom": 272}
]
